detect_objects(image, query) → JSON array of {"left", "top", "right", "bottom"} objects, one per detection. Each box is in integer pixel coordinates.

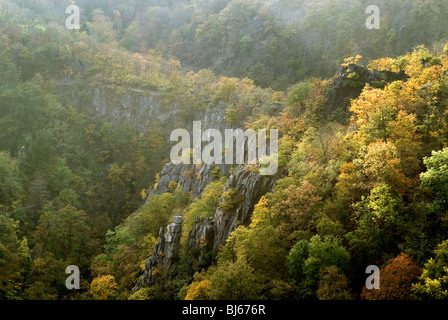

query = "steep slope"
[{"left": 131, "top": 62, "right": 408, "bottom": 294}]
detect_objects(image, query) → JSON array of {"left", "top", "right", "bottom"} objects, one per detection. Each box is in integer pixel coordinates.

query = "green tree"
[
  {"left": 125, "top": 191, "right": 188, "bottom": 242},
  {"left": 412, "top": 240, "right": 448, "bottom": 300},
  {"left": 420, "top": 147, "right": 448, "bottom": 217},
  {"left": 87, "top": 9, "right": 117, "bottom": 43},
  {"left": 0, "top": 214, "right": 29, "bottom": 299},
  {"left": 182, "top": 177, "right": 227, "bottom": 244},
  {"left": 217, "top": 224, "right": 288, "bottom": 299},
  {"left": 346, "top": 183, "right": 406, "bottom": 263},
  {"left": 0, "top": 49, "right": 20, "bottom": 87},
  {"left": 33, "top": 205, "right": 95, "bottom": 267},
  {"left": 23, "top": 252, "right": 66, "bottom": 300},
  {"left": 0, "top": 77, "right": 47, "bottom": 154},
  {"left": 287, "top": 235, "right": 350, "bottom": 299},
  {"left": 0, "top": 152, "right": 23, "bottom": 213}
]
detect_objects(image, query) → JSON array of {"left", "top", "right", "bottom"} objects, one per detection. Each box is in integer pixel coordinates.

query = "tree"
[
  {"left": 0, "top": 152, "right": 23, "bottom": 213},
  {"left": 418, "top": 147, "right": 448, "bottom": 248},
  {"left": 389, "top": 111, "right": 422, "bottom": 178},
  {"left": 87, "top": 9, "right": 117, "bottom": 43},
  {"left": 185, "top": 279, "right": 211, "bottom": 300},
  {"left": 208, "top": 256, "right": 261, "bottom": 300},
  {"left": 412, "top": 240, "right": 448, "bottom": 300},
  {"left": 33, "top": 205, "right": 94, "bottom": 267},
  {"left": 182, "top": 177, "right": 227, "bottom": 244},
  {"left": 0, "top": 76, "right": 49, "bottom": 154},
  {"left": 317, "top": 266, "right": 354, "bottom": 300},
  {"left": 272, "top": 180, "right": 322, "bottom": 245},
  {"left": 361, "top": 252, "right": 421, "bottom": 300},
  {"left": 23, "top": 252, "right": 66, "bottom": 300},
  {"left": 420, "top": 147, "right": 448, "bottom": 217},
  {"left": 0, "top": 214, "right": 29, "bottom": 299},
  {"left": 347, "top": 184, "right": 406, "bottom": 263},
  {"left": 350, "top": 86, "right": 397, "bottom": 144},
  {"left": 0, "top": 49, "right": 20, "bottom": 87},
  {"left": 335, "top": 161, "right": 368, "bottom": 205},
  {"left": 287, "top": 235, "right": 350, "bottom": 299},
  {"left": 104, "top": 226, "right": 134, "bottom": 258},
  {"left": 217, "top": 224, "right": 288, "bottom": 296},
  {"left": 90, "top": 275, "right": 118, "bottom": 300},
  {"left": 125, "top": 191, "right": 188, "bottom": 243},
  {"left": 363, "top": 140, "right": 412, "bottom": 195}
]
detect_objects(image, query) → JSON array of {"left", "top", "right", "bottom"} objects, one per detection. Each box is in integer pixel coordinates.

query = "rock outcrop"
[
  {"left": 213, "top": 168, "right": 277, "bottom": 250},
  {"left": 186, "top": 216, "right": 216, "bottom": 263},
  {"left": 134, "top": 165, "right": 277, "bottom": 293},
  {"left": 60, "top": 83, "right": 279, "bottom": 291},
  {"left": 132, "top": 215, "right": 183, "bottom": 292},
  {"left": 324, "top": 63, "right": 408, "bottom": 119}
]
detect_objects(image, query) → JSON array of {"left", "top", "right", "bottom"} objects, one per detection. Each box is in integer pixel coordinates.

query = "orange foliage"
[{"left": 361, "top": 253, "right": 421, "bottom": 300}]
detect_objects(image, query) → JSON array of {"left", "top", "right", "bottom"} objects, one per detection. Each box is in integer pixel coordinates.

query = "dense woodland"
[{"left": 2, "top": 0, "right": 448, "bottom": 300}]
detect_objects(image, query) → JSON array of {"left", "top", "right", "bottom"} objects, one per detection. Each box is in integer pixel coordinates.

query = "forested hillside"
[{"left": 1, "top": 0, "right": 448, "bottom": 301}]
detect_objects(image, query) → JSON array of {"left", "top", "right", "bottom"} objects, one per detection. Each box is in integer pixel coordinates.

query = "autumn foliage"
[
  {"left": 361, "top": 253, "right": 421, "bottom": 300},
  {"left": 4, "top": 0, "right": 448, "bottom": 301}
]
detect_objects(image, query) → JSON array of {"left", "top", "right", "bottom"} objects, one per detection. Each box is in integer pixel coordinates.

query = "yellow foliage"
[
  {"left": 341, "top": 55, "right": 362, "bottom": 67},
  {"left": 249, "top": 196, "right": 270, "bottom": 228},
  {"left": 90, "top": 275, "right": 118, "bottom": 300},
  {"left": 368, "top": 57, "right": 401, "bottom": 73},
  {"left": 185, "top": 279, "right": 211, "bottom": 300},
  {"left": 363, "top": 140, "right": 412, "bottom": 195}
]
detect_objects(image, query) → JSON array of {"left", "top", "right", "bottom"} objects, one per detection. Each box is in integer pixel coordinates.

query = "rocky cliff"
[
  {"left": 132, "top": 101, "right": 279, "bottom": 292},
  {"left": 58, "top": 84, "right": 204, "bottom": 136},
  {"left": 134, "top": 215, "right": 184, "bottom": 290},
  {"left": 132, "top": 165, "right": 277, "bottom": 293},
  {"left": 147, "top": 101, "right": 234, "bottom": 200}
]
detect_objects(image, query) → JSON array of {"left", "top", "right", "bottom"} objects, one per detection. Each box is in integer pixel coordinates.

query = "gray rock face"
[
  {"left": 133, "top": 216, "right": 183, "bottom": 291},
  {"left": 150, "top": 162, "right": 230, "bottom": 201},
  {"left": 182, "top": 167, "right": 277, "bottom": 263},
  {"left": 148, "top": 100, "right": 235, "bottom": 199},
  {"left": 214, "top": 168, "right": 276, "bottom": 250},
  {"left": 76, "top": 85, "right": 283, "bottom": 295},
  {"left": 186, "top": 216, "right": 216, "bottom": 262}
]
